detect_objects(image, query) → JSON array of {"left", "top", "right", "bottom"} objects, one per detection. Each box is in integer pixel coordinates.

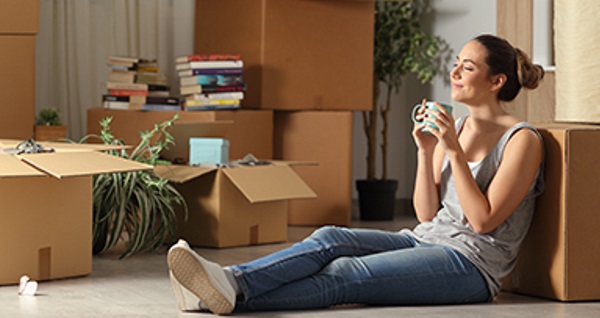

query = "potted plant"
[
  {"left": 79, "top": 115, "right": 187, "bottom": 258},
  {"left": 34, "top": 107, "right": 68, "bottom": 141},
  {"left": 357, "top": 0, "right": 450, "bottom": 220}
]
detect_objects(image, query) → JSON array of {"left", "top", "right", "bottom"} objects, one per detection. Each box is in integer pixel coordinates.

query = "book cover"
[
  {"left": 178, "top": 68, "right": 243, "bottom": 77},
  {"left": 180, "top": 74, "right": 243, "bottom": 87},
  {"left": 175, "top": 60, "right": 244, "bottom": 71},
  {"left": 175, "top": 53, "right": 241, "bottom": 64}
]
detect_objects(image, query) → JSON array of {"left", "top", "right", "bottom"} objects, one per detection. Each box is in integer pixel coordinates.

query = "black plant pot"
[{"left": 356, "top": 179, "right": 398, "bottom": 221}]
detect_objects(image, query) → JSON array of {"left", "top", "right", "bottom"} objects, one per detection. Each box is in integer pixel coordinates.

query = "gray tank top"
[{"left": 403, "top": 116, "right": 545, "bottom": 296}]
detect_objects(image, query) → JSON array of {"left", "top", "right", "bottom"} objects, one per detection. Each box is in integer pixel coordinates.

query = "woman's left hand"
[{"left": 424, "top": 103, "right": 460, "bottom": 154}]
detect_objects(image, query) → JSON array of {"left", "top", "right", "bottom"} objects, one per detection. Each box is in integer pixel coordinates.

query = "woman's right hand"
[{"left": 412, "top": 99, "right": 438, "bottom": 152}]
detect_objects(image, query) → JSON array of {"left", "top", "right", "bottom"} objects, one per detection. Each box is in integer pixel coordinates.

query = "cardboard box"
[
  {"left": 0, "top": 0, "right": 39, "bottom": 34},
  {"left": 503, "top": 123, "right": 600, "bottom": 301},
  {"left": 0, "top": 140, "right": 151, "bottom": 285},
  {"left": 274, "top": 111, "right": 353, "bottom": 226},
  {"left": 155, "top": 163, "right": 316, "bottom": 248},
  {"left": 0, "top": 36, "right": 35, "bottom": 139},
  {"left": 87, "top": 108, "right": 273, "bottom": 161},
  {"left": 194, "top": 0, "right": 373, "bottom": 111}
]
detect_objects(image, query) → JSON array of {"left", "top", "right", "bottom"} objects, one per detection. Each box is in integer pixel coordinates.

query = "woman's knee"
[{"left": 308, "top": 226, "right": 352, "bottom": 243}]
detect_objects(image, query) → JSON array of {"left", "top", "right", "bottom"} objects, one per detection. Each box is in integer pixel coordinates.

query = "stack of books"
[
  {"left": 176, "top": 54, "right": 245, "bottom": 111},
  {"left": 103, "top": 56, "right": 181, "bottom": 111}
]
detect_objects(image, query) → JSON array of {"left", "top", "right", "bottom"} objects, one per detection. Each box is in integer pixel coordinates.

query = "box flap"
[
  {"left": 154, "top": 164, "right": 217, "bottom": 183},
  {"left": 0, "top": 155, "right": 46, "bottom": 177},
  {"left": 0, "top": 139, "right": 132, "bottom": 153},
  {"left": 18, "top": 152, "right": 152, "bottom": 179},
  {"left": 222, "top": 165, "right": 316, "bottom": 203},
  {"left": 162, "top": 120, "right": 233, "bottom": 163}
]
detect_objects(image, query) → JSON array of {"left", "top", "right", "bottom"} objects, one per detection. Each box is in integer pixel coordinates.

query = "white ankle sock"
[{"left": 223, "top": 267, "right": 240, "bottom": 295}]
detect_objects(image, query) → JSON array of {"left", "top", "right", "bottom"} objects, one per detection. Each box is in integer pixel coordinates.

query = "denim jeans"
[{"left": 230, "top": 226, "right": 491, "bottom": 312}]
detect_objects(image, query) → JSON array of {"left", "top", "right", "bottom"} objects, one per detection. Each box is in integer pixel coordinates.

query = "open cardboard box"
[
  {"left": 0, "top": 140, "right": 151, "bottom": 285},
  {"left": 502, "top": 123, "right": 600, "bottom": 301},
  {"left": 155, "top": 161, "right": 317, "bottom": 248}
]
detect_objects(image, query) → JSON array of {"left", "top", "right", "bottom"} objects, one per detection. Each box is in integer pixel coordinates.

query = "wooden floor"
[{"left": 1, "top": 215, "right": 599, "bottom": 317}]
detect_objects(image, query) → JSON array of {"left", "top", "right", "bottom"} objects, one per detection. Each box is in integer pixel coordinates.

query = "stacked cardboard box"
[
  {"left": 194, "top": 0, "right": 374, "bottom": 226},
  {"left": 0, "top": 0, "right": 38, "bottom": 139}
]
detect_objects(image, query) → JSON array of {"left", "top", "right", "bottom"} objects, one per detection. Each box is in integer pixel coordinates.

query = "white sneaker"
[{"left": 167, "top": 240, "right": 236, "bottom": 315}]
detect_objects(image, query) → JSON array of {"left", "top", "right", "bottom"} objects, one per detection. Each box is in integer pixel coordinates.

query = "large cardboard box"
[
  {"left": 156, "top": 163, "right": 316, "bottom": 248},
  {"left": 274, "top": 111, "right": 353, "bottom": 226},
  {"left": 504, "top": 124, "right": 600, "bottom": 301},
  {"left": 87, "top": 108, "right": 273, "bottom": 161},
  {"left": 0, "top": 140, "right": 151, "bottom": 285},
  {"left": 0, "top": 36, "right": 35, "bottom": 139},
  {"left": 0, "top": 0, "right": 39, "bottom": 34},
  {"left": 194, "top": 0, "right": 373, "bottom": 111}
]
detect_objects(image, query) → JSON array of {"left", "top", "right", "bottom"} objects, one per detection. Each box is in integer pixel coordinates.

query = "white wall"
[{"left": 351, "top": 0, "right": 497, "bottom": 201}]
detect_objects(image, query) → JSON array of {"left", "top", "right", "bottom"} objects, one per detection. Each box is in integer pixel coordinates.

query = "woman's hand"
[
  {"left": 423, "top": 102, "right": 460, "bottom": 155},
  {"left": 412, "top": 99, "right": 438, "bottom": 152}
]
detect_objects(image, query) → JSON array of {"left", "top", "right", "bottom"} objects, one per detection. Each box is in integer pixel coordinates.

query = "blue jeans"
[{"left": 230, "top": 226, "right": 491, "bottom": 312}]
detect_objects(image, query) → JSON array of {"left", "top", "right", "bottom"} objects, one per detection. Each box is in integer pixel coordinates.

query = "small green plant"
[
  {"left": 79, "top": 115, "right": 187, "bottom": 258},
  {"left": 36, "top": 107, "right": 63, "bottom": 126}
]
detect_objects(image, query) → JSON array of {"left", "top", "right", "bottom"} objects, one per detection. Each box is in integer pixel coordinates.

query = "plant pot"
[
  {"left": 34, "top": 125, "right": 68, "bottom": 141},
  {"left": 356, "top": 179, "right": 398, "bottom": 221}
]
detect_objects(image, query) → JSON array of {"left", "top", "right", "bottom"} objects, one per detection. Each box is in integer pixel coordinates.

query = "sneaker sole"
[{"left": 168, "top": 247, "right": 234, "bottom": 315}]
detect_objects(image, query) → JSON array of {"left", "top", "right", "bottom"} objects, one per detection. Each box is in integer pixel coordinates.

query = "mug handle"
[{"left": 411, "top": 103, "right": 426, "bottom": 124}]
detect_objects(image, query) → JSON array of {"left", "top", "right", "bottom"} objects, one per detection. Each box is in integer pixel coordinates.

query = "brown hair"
[{"left": 474, "top": 34, "right": 545, "bottom": 102}]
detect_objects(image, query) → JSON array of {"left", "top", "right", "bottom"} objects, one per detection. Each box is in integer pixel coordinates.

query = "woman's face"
[{"left": 450, "top": 40, "right": 496, "bottom": 105}]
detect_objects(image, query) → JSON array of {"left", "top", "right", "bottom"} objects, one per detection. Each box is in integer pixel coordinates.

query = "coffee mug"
[{"left": 411, "top": 101, "right": 453, "bottom": 132}]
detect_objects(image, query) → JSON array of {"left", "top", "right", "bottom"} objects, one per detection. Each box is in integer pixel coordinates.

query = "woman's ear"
[{"left": 490, "top": 73, "right": 507, "bottom": 92}]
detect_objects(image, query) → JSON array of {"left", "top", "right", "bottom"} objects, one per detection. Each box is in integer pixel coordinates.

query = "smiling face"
[{"left": 450, "top": 40, "right": 503, "bottom": 106}]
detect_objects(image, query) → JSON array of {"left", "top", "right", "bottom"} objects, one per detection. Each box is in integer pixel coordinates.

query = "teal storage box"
[{"left": 189, "top": 138, "right": 229, "bottom": 165}]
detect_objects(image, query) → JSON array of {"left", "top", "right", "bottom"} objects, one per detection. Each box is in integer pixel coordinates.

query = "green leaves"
[
  {"left": 84, "top": 115, "right": 187, "bottom": 258},
  {"left": 36, "top": 107, "right": 63, "bottom": 126},
  {"left": 374, "top": 0, "right": 443, "bottom": 90},
  {"left": 364, "top": 0, "right": 452, "bottom": 180}
]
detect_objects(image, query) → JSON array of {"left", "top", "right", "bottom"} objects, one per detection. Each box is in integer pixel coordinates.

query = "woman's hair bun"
[{"left": 515, "top": 48, "right": 545, "bottom": 90}]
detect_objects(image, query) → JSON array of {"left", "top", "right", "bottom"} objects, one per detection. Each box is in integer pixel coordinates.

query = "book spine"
[
  {"left": 180, "top": 74, "right": 243, "bottom": 87},
  {"left": 108, "top": 89, "right": 149, "bottom": 96},
  {"left": 103, "top": 101, "right": 142, "bottom": 110},
  {"left": 141, "top": 104, "right": 183, "bottom": 111},
  {"left": 106, "top": 82, "right": 148, "bottom": 91},
  {"left": 175, "top": 53, "right": 241, "bottom": 63},
  {"left": 180, "top": 84, "right": 246, "bottom": 95},
  {"left": 184, "top": 99, "right": 241, "bottom": 107},
  {"left": 178, "top": 68, "right": 243, "bottom": 77},
  {"left": 186, "top": 92, "right": 244, "bottom": 101},
  {"left": 145, "top": 96, "right": 180, "bottom": 105},
  {"left": 184, "top": 104, "right": 241, "bottom": 111},
  {"left": 176, "top": 60, "right": 244, "bottom": 71}
]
